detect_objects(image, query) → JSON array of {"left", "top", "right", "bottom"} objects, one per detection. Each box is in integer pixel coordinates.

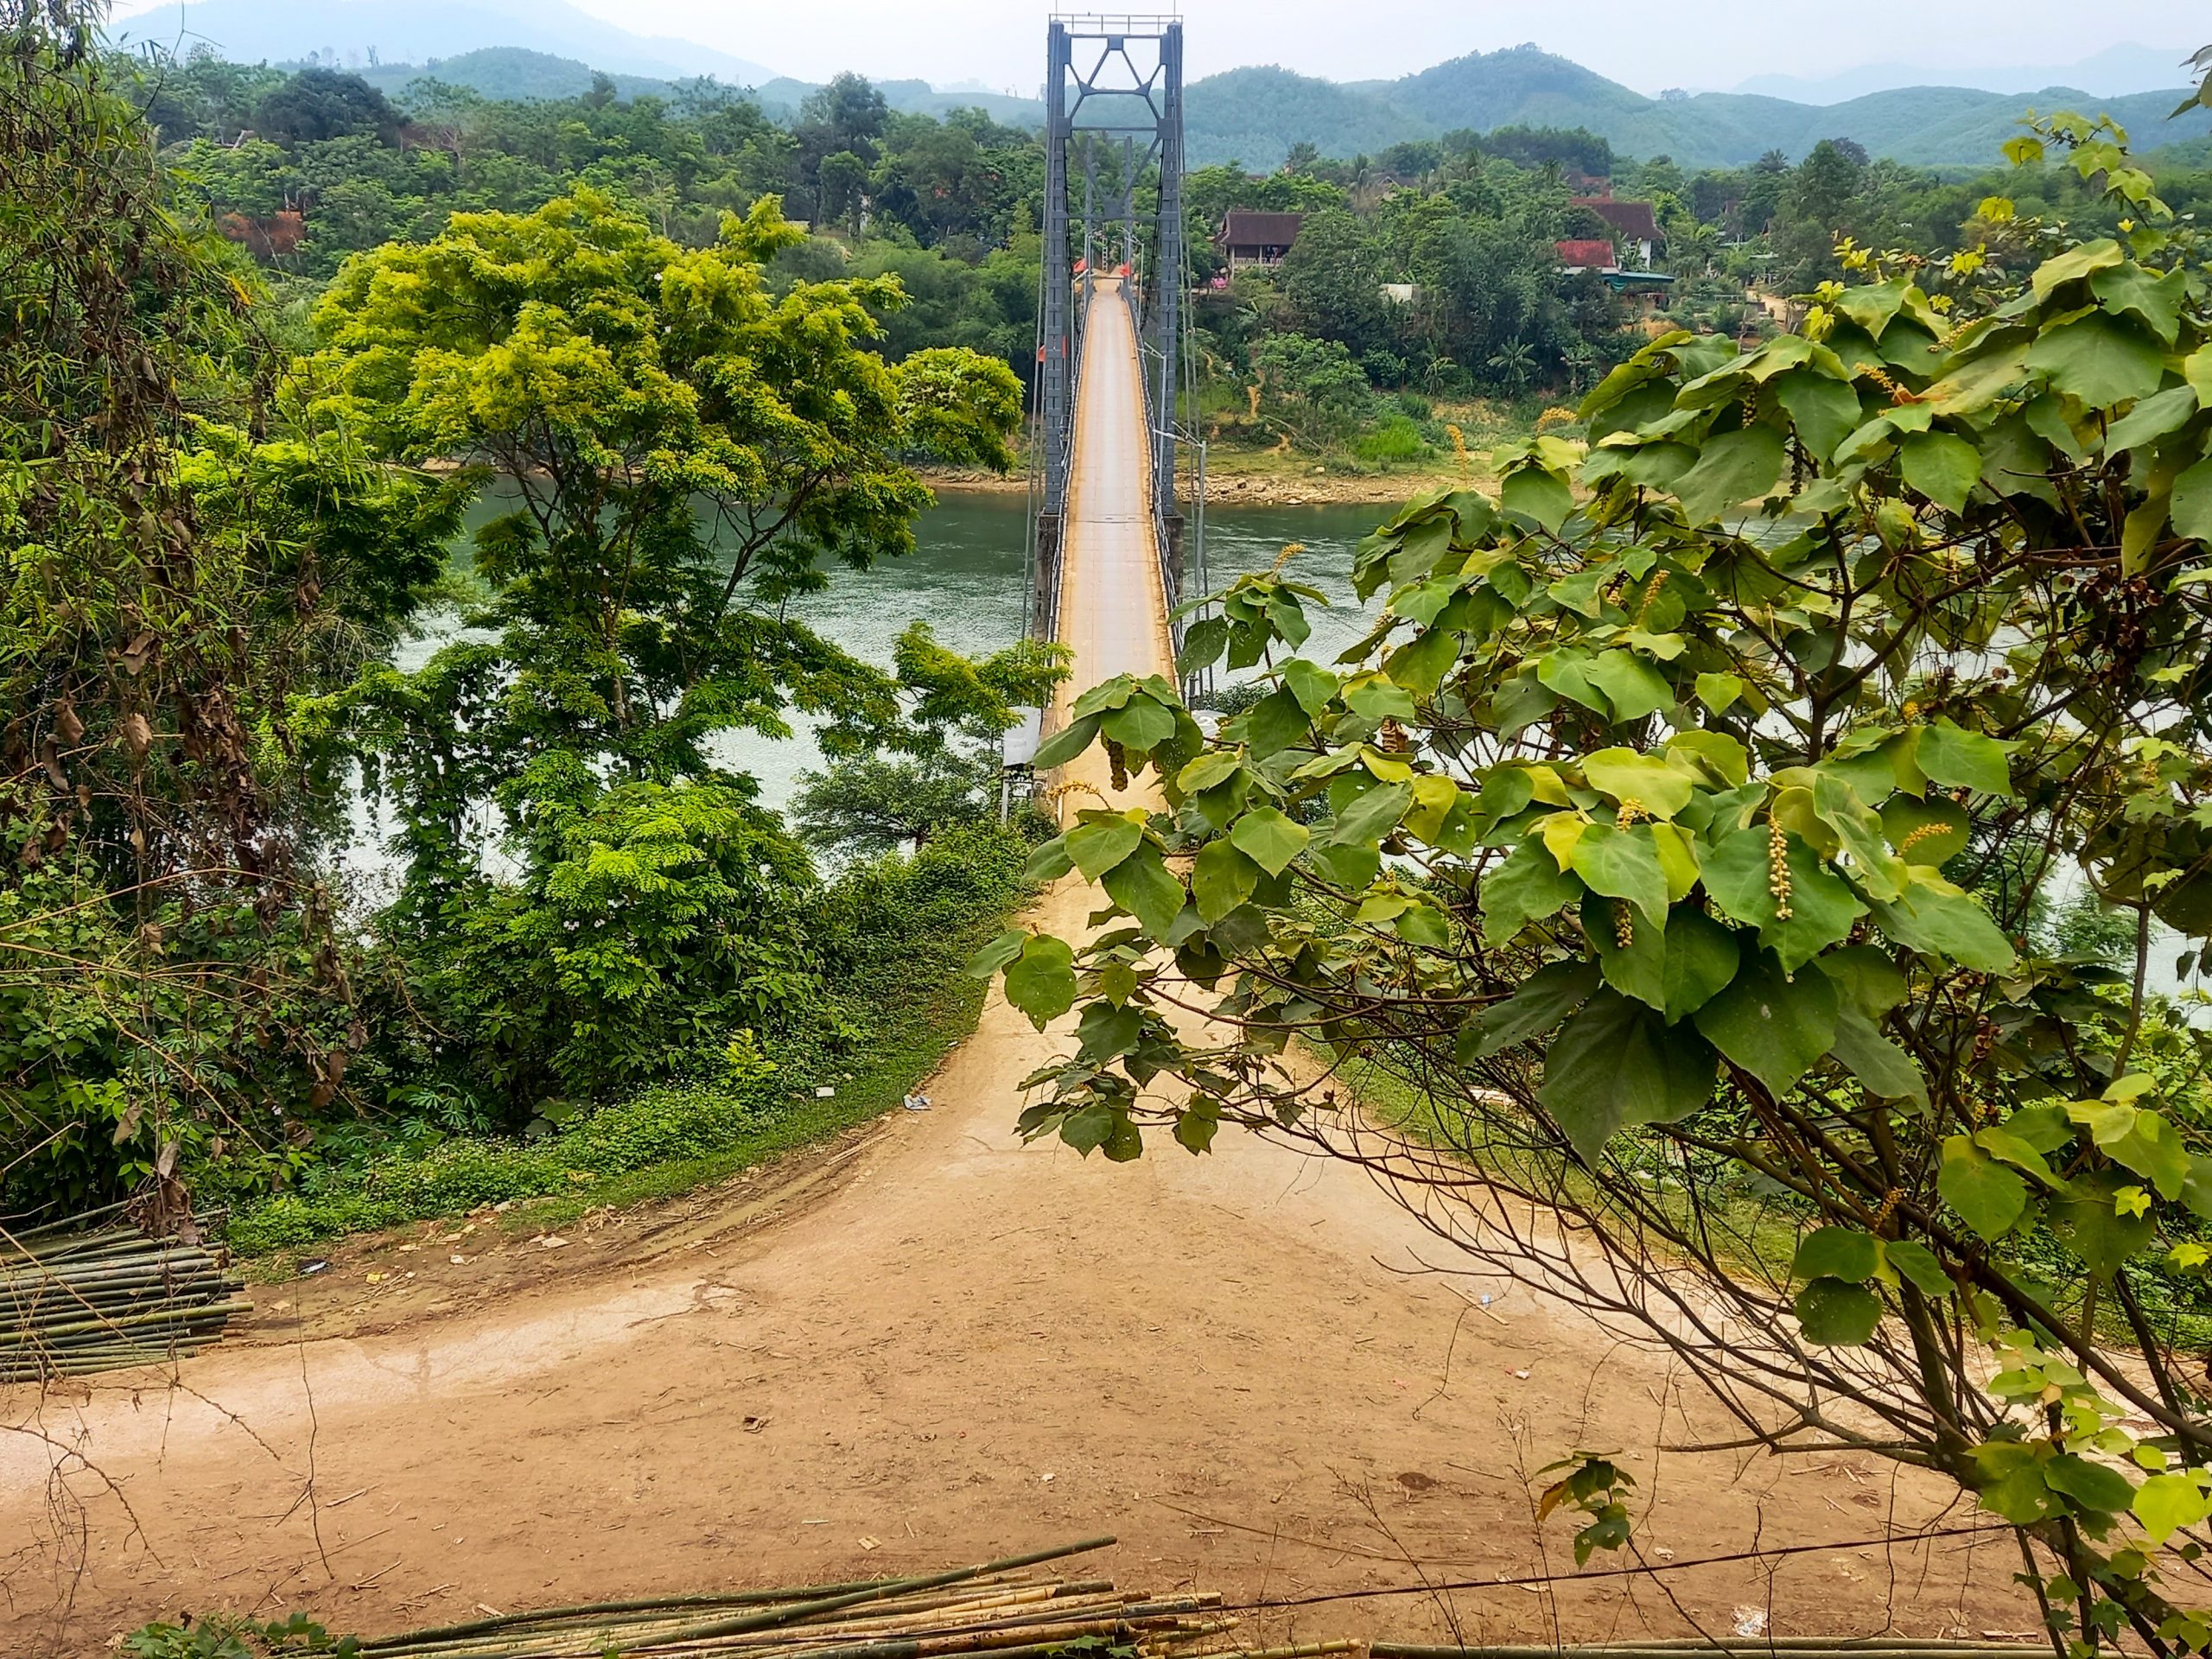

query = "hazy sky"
[{"left": 569, "top": 0, "right": 2202, "bottom": 95}]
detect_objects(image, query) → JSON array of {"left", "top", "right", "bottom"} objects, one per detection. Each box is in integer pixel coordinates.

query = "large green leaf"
[
  {"left": 1773, "top": 369, "right": 1861, "bottom": 461},
  {"left": 2105, "top": 384, "right": 2199, "bottom": 454},
  {"left": 1692, "top": 950, "right": 1840, "bottom": 1096},
  {"left": 1701, "top": 827, "right": 1862, "bottom": 972},
  {"left": 1884, "top": 1239, "right": 1950, "bottom": 1299},
  {"left": 1585, "top": 888, "right": 1665, "bottom": 1007},
  {"left": 2089, "top": 263, "right": 2186, "bottom": 344},
  {"left": 2044, "top": 1453, "right": 2138, "bottom": 1515},
  {"left": 1538, "top": 988, "right": 1718, "bottom": 1160},
  {"left": 1830, "top": 1005, "right": 1926, "bottom": 1103},
  {"left": 1463, "top": 958, "right": 1603, "bottom": 1058},
  {"left": 1936, "top": 1137, "right": 2027, "bottom": 1241},
  {"left": 1586, "top": 651, "right": 1674, "bottom": 721},
  {"left": 1899, "top": 429, "right": 1980, "bottom": 514},
  {"left": 1673, "top": 423, "right": 1786, "bottom": 523},
  {"left": 1794, "top": 1225, "right": 1880, "bottom": 1283},
  {"left": 2174, "top": 454, "right": 2212, "bottom": 544},
  {"left": 1329, "top": 779, "right": 1414, "bottom": 848},
  {"left": 1281, "top": 658, "right": 1338, "bottom": 714},
  {"left": 2024, "top": 312, "right": 2166, "bottom": 410},
  {"left": 1915, "top": 720, "right": 2014, "bottom": 798},
  {"left": 1023, "top": 836, "right": 1074, "bottom": 883},
  {"left": 1870, "top": 877, "right": 2017, "bottom": 975},
  {"left": 1101, "top": 843, "right": 1185, "bottom": 938},
  {"left": 2030, "top": 238, "right": 2123, "bottom": 299},
  {"left": 1662, "top": 907, "right": 1741, "bottom": 1022},
  {"left": 2133, "top": 1474, "right": 2212, "bottom": 1544},
  {"left": 1033, "top": 712, "right": 1102, "bottom": 770},
  {"left": 1191, "top": 839, "right": 1261, "bottom": 924},
  {"left": 1065, "top": 813, "right": 1145, "bottom": 880},
  {"left": 1241, "top": 688, "right": 1311, "bottom": 759},
  {"left": 1571, "top": 823, "right": 1669, "bottom": 925},
  {"left": 1500, "top": 465, "right": 1573, "bottom": 531},
  {"left": 2106, "top": 1107, "right": 2192, "bottom": 1200},
  {"left": 2055, "top": 1169, "right": 2158, "bottom": 1278},
  {"left": 966, "top": 928, "right": 1029, "bottom": 977},
  {"left": 1582, "top": 748, "right": 1697, "bottom": 817},
  {"left": 1101, "top": 696, "right": 1178, "bottom": 753},
  {"left": 1813, "top": 773, "right": 1904, "bottom": 901},
  {"left": 1480, "top": 837, "right": 1580, "bottom": 945},
  {"left": 1003, "top": 934, "right": 1077, "bottom": 1030},
  {"left": 1795, "top": 1277, "right": 1882, "bottom": 1345},
  {"left": 1878, "top": 796, "right": 1971, "bottom": 867},
  {"left": 1229, "top": 806, "right": 1310, "bottom": 875}
]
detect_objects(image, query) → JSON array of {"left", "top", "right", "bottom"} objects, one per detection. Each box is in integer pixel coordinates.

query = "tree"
[
  {"left": 794, "top": 620, "right": 1065, "bottom": 859},
  {"left": 1781, "top": 137, "right": 1870, "bottom": 279},
  {"left": 2, "top": 16, "right": 454, "bottom": 1215},
  {"left": 1273, "top": 207, "right": 1389, "bottom": 359},
  {"left": 1249, "top": 333, "right": 1373, "bottom": 451},
  {"left": 792, "top": 750, "right": 1001, "bottom": 859},
  {"left": 252, "top": 67, "right": 397, "bottom": 147},
  {"left": 306, "top": 187, "right": 1027, "bottom": 1104},
  {"left": 982, "top": 123, "right": 2212, "bottom": 1648}
]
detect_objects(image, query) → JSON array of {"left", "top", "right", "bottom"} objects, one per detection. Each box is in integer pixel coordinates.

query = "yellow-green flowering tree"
[
  {"left": 978, "top": 121, "right": 2212, "bottom": 1649},
  {"left": 307, "top": 186, "right": 1035, "bottom": 906}
]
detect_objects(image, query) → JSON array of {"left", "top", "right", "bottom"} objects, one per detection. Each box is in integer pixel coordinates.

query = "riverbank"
[{"left": 921, "top": 448, "right": 1483, "bottom": 507}]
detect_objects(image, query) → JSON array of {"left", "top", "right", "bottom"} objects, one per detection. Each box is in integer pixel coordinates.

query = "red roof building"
[
  {"left": 1571, "top": 196, "right": 1662, "bottom": 264},
  {"left": 1555, "top": 238, "right": 1618, "bottom": 271}
]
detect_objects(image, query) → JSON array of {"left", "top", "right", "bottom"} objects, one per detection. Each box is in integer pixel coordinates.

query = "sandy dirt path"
[{"left": 1, "top": 289, "right": 2024, "bottom": 1656}]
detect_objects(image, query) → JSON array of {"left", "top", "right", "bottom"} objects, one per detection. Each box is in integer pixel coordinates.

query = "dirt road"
[{"left": 0, "top": 289, "right": 2024, "bottom": 1655}]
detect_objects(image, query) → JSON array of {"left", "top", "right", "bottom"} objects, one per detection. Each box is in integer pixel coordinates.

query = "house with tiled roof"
[{"left": 1570, "top": 193, "right": 1662, "bottom": 266}]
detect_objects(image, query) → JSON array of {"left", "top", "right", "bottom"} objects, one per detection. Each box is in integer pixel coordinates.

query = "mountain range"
[
  {"left": 112, "top": 0, "right": 774, "bottom": 85},
  {"left": 111, "top": 0, "right": 2211, "bottom": 174}
]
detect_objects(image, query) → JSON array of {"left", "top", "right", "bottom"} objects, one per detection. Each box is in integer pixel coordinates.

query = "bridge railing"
[
  {"left": 1122, "top": 280, "right": 1185, "bottom": 668},
  {"left": 1024, "top": 272, "right": 1095, "bottom": 648}
]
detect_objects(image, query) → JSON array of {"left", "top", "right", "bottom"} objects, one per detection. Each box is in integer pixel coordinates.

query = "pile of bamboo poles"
[
  {"left": 361, "top": 1538, "right": 1357, "bottom": 1659},
  {"left": 0, "top": 1211, "right": 247, "bottom": 1382}
]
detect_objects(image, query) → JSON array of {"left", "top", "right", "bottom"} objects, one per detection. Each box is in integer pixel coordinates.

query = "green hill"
[
  {"left": 356, "top": 47, "right": 676, "bottom": 103},
  {"left": 1185, "top": 65, "right": 1433, "bottom": 168},
  {"left": 265, "top": 38, "right": 2212, "bottom": 176},
  {"left": 1185, "top": 44, "right": 2212, "bottom": 171}
]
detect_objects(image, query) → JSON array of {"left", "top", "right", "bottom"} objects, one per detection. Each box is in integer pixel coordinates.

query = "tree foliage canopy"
[{"left": 305, "top": 187, "right": 1029, "bottom": 905}]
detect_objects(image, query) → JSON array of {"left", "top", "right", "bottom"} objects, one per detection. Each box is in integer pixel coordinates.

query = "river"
[{"left": 354, "top": 490, "right": 1395, "bottom": 883}]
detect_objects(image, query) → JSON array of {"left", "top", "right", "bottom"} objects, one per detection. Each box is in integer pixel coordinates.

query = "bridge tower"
[{"left": 1027, "top": 14, "right": 1189, "bottom": 645}]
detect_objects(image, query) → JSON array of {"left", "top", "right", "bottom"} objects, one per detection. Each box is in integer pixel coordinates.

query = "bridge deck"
[{"left": 1052, "top": 279, "right": 1175, "bottom": 806}]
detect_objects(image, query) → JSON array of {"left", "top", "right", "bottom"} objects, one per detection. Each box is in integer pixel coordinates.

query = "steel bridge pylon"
[{"left": 1027, "top": 12, "right": 1189, "bottom": 651}]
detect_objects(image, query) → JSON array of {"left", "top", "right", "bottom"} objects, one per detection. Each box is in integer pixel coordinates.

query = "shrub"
[{"left": 1350, "top": 414, "right": 1433, "bottom": 464}]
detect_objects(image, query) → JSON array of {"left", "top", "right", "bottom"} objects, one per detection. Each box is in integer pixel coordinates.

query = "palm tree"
[{"left": 1485, "top": 338, "right": 1535, "bottom": 394}]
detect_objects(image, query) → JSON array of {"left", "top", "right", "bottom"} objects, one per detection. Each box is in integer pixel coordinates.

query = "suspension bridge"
[{"left": 1020, "top": 15, "right": 1207, "bottom": 776}]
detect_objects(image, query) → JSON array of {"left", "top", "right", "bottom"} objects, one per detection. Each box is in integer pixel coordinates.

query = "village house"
[
  {"left": 1554, "top": 236, "right": 1675, "bottom": 304},
  {"left": 1216, "top": 209, "right": 1305, "bottom": 270},
  {"left": 1570, "top": 187, "right": 1663, "bottom": 266}
]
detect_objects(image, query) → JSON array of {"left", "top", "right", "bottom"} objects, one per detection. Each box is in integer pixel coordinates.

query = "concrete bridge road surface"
[{"left": 1052, "top": 276, "right": 1177, "bottom": 812}]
